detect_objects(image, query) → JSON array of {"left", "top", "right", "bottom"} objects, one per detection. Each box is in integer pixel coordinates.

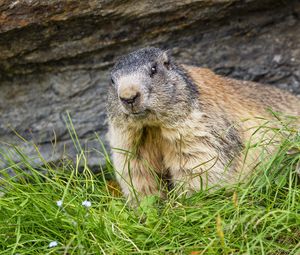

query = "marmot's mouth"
[{"left": 128, "top": 109, "right": 151, "bottom": 118}]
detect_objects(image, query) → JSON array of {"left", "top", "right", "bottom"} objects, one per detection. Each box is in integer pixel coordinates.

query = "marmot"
[{"left": 107, "top": 47, "right": 300, "bottom": 202}]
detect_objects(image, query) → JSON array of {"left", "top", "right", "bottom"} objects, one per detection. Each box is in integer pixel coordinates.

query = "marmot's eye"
[
  {"left": 150, "top": 64, "right": 157, "bottom": 77},
  {"left": 111, "top": 77, "right": 115, "bottom": 85}
]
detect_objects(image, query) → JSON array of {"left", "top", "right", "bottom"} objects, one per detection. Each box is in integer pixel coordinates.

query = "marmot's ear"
[{"left": 160, "top": 50, "right": 171, "bottom": 70}]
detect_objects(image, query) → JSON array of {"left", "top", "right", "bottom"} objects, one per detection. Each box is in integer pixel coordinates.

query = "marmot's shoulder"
[
  {"left": 182, "top": 64, "right": 230, "bottom": 95},
  {"left": 182, "top": 64, "right": 300, "bottom": 117},
  {"left": 181, "top": 64, "right": 237, "bottom": 106},
  {"left": 182, "top": 65, "right": 217, "bottom": 84}
]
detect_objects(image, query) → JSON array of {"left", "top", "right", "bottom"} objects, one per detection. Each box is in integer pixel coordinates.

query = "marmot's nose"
[{"left": 120, "top": 92, "right": 140, "bottom": 106}]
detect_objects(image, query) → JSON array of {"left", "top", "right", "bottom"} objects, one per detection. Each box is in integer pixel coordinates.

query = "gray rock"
[{"left": 0, "top": 0, "right": 299, "bottom": 170}]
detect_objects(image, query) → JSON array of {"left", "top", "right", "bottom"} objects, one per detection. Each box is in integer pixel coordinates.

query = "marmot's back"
[{"left": 184, "top": 65, "right": 300, "bottom": 120}]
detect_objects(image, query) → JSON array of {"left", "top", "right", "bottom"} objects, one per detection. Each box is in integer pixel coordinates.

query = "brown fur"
[{"left": 107, "top": 51, "right": 300, "bottom": 203}]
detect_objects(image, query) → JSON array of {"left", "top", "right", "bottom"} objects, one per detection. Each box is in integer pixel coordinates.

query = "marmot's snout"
[
  {"left": 117, "top": 77, "right": 145, "bottom": 114},
  {"left": 119, "top": 89, "right": 141, "bottom": 112},
  {"left": 120, "top": 91, "right": 141, "bottom": 106}
]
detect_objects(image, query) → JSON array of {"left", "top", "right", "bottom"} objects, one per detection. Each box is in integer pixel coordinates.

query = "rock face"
[{"left": 0, "top": 0, "right": 299, "bottom": 169}]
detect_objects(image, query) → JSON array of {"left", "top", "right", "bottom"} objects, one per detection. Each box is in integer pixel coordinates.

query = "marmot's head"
[{"left": 108, "top": 47, "right": 199, "bottom": 125}]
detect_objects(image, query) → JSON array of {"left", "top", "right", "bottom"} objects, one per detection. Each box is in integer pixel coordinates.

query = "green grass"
[{"left": 0, "top": 118, "right": 299, "bottom": 254}]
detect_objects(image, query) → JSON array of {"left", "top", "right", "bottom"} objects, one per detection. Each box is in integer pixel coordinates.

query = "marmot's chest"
[
  {"left": 139, "top": 126, "right": 220, "bottom": 173},
  {"left": 160, "top": 127, "right": 221, "bottom": 173},
  {"left": 135, "top": 119, "right": 243, "bottom": 187}
]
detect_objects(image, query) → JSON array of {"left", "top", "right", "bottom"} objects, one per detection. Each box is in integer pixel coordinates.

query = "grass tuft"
[{"left": 0, "top": 118, "right": 299, "bottom": 254}]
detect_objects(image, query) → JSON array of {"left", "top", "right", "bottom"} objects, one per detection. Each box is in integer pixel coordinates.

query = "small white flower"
[
  {"left": 82, "top": 200, "right": 92, "bottom": 208},
  {"left": 71, "top": 220, "right": 78, "bottom": 226},
  {"left": 49, "top": 241, "right": 58, "bottom": 248},
  {"left": 56, "top": 200, "right": 63, "bottom": 207}
]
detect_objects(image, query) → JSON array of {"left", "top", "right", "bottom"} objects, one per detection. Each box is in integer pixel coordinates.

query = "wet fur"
[{"left": 107, "top": 50, "right": 300, "bottom": 202}]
